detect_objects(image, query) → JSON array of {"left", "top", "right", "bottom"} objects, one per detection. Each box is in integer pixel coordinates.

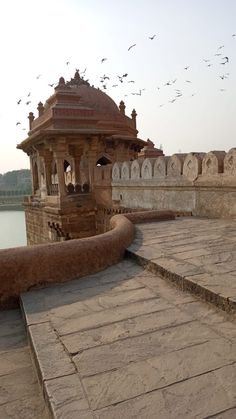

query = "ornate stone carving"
[
  {"left": 121, "top": 161, "right": 130, "bottom": 180},
  {"left": 66, "top": 70, "right": 90, "bottom": 87},
  {"left": 112, "top": 162, "right": 121, "bottom": 180},
  {"left": 183, "top": 153, "right": 205, "bottom": 181},
  {"left": 224, "top": 148, "right": 236, "bottom": 175},
  {"left": 131, "top": 160, "right": 141, "bottom": 179},
  {"left": 141, "top": 158, "right": 153, "bottom": 179},
  {"left": 153, "top": 156, "right": 167, "bottom": 178},
  {"left": 167, "top": 154, "right": 186, "bottom": 177},
  {"left": 202, "top": 151, "right": 226, "bottom": 175}
]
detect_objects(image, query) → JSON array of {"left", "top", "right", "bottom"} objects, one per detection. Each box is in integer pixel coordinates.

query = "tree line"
[{"left": 0, "top": 169, "right": 31, "bottom": 194}]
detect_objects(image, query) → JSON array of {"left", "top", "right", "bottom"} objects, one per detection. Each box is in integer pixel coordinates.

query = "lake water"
[{"left": 0, "top": 211, "right": 27, "bottom": 249}]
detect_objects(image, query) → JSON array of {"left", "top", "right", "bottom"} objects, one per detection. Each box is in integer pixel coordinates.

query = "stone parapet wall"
[
  {"left": 111, "top": 149, "right": 236, "bottom": 218},
  {"left": 0, "top": 210, "right": 174, "bottom": 308}
]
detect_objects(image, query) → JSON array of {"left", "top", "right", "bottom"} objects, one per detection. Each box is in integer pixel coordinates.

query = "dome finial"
[
  {"left": 66, "top": 69, "right": 90, "bottom": 87},
  {"left": 119, "top": 100, "right": 126, "bottom": 115}
]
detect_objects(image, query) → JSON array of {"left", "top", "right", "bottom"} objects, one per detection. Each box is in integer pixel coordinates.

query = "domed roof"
[
  {"left": 54, "top": 71, "right": 120, "bottom": 115},
  {"left": 73, "top": 84, "right": 119, "bottom": 114}
]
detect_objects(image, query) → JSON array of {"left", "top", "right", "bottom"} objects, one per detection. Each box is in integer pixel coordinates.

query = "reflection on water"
[{"left": 0, "top": 211, "right": 27, "bottom": 249}]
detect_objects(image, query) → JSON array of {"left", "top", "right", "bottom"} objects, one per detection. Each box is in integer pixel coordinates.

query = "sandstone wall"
[
  {"left": 24, "top": 193, "right": 96, "bottom": 245},
  {"left": 111, "top": 149, "right": 236, "bottom": 218},
  {"left": 0, "top": 211, "right": 174, "bottom": 308}
]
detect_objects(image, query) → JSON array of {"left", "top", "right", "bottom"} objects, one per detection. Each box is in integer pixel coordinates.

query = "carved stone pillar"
[
  {"left": 55, "top": 155, "right": 67, "bottom": 196},
  {"left": 29, "top": 156, "right": 34, "bottom": 195},
  {"left": 74, "top": 155, "right": 82, "bottom": 184},
  {"left": 44, "top": 157, "right": 53, "bottom": 195}
]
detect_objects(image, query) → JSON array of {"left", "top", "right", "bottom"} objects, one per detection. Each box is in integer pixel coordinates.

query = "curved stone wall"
[{"left": 0, "top": 210, "right": 174, "bottom": 308}]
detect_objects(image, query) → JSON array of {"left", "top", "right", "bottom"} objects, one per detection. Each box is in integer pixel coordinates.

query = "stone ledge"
[
  {"left": 22, "top": 317, "right": 90, "bottom": 418},
  {"left": 126, "top": 250, "right": 236, "bottom": 314},
  {"left": 0, "top": 210, "right": 174, "bottom": 308}
]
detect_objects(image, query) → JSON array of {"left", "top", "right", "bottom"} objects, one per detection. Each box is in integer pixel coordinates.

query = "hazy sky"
[{"left": 0, "top": 0, "right": 235, "bottom": 173}]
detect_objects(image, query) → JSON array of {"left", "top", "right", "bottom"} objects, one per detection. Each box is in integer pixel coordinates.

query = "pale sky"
[{"left": 0, "top": 0, "right": 235, "bottom": 173}]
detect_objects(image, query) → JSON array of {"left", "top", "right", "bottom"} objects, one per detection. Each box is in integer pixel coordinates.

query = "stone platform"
[
  {"left": 0, "top": 309, "right": 48, "bottom": 418},
  {"left": 20, "top": 220, "right": 236, "bottom": 419},
  {"left": 127, "top": 217, "right": 236, "bottom": 312}
]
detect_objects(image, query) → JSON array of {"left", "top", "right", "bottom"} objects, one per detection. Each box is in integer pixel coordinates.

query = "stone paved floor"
[
  {"left": 128, "top": 217, "right": 236, "bottom": 309},
  {"left": 0, "top": 309, "right": 48, "bottom": 419},
  {"left": 21, "top": 253, "right": 236, "bottom": 418}
]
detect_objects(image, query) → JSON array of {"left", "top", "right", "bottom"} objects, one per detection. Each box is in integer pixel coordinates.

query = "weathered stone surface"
[
  {"left": 54, "top": 297, "right": 171, "bottom": 336},
  {"left": 19, "top": 249, "right": 236, "bottom": 418},
  {"left": 44, "top": 374, "right": 92, "bottom": 419},
  {"left": 129, "top": 218, "right": 236, "bottom": 312},
  {"left": 0, "top": 348, "right": 32, "bottom": 376},
  {"left": 94, "top": 364, "right": 236, "bottom": 419},
  {"left": 0, "top": 396, "right": 48, "bottom": 419},
  {"left": 28, "top": 322, "right": 75, "bottom": 383},
  {"left": 0, "top": 309, "right": 48, "bottom": 418},
  {"left": 0, "top": 367, "right": 41, "bottom": 405},
  {"left": 61, "top": 306, "right": 192, "bottom": 353},
  {"left": 73, "top": 321, "right": 219, "bottom": 377},
  {"left": 83, "top": 338, "right": 236, "bottom": 409}
]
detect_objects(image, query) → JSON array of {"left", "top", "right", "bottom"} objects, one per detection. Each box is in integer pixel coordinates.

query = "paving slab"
[
  {"left": 127, "top": 217, "right": 236, "bottom": 312},
  {"left": 20, "top": 247, "right": 236, "bottom": 418},
  {"left": 0, "top": 309, "right": 48, "bottom": 418}
]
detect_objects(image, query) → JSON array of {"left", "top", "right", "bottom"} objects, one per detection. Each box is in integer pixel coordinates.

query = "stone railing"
[
  {"left": 0, "top": 210, "right": 174, "bottom": 308},
  {"left": 111, "top": 149, "right": 236, "bottom": 218}
]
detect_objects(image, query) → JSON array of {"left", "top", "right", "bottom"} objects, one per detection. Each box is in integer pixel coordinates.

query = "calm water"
[{"left": 0, "top": 211, "right": 27, "bottom": 249}]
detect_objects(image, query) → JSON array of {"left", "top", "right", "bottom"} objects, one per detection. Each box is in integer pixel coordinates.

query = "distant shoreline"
[{"left": 0, "top": 205, "right": 24, "bottom": 211}]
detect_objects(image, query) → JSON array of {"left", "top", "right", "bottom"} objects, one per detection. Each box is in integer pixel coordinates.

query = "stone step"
[
  {"left": 19, "top": 257, "right": 236, "bottom": 418},
  {"left": 0, "top": 308, "right": 49, "bottom": 418},
  {"left": 126, "top": 248, "right": 236, "bottom": 314}
]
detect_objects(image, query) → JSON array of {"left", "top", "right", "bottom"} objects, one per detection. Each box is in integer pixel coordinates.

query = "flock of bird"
[{"left": 15, "top": 32, "right": 235, "bottom": 128}]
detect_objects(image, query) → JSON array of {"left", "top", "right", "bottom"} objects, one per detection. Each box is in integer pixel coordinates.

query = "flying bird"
[
  {"left": 101, "top": 58, "right": 107, "bottom": 63},
  {"left": 149, "top": 35, "right": 156, "bottom": 40},
  {"left": 16, "top": 122, "right": 21, "bottom": 125},
  {"left": 36, "top": 74, "right": 41, "bottom": 79},
  {"left": 17, "top": 99, "right": 21, "bottom": 105},
  {"left": 112, "top": 84, "right": 118, "bottom": 87},
  {"left": 66, "top": 61, "right": 70, "bottom": 65},
  {"left": 131, "top": 89, "right": 143, "bottom": 96},
  {"left": 159, "top": 104, "right": 164, "bottom": 107},
  {"left": 26, "top": 101, "right": 31, "bottom": 105},
  {"left": 128, "top": 80, "right": 135, "bottom": 83},
  {"left": 221, "top": 56, "right": 229, "bottom": 64},
  {"left": 122, "top": 73, "right": 128, "bottom": 77},
  {"left": 128, "top": 44, "right": 136, "bottom": 51},
  {"left": 184, "top": 66, "right": 190, "bottom": 70},
  {"left": 232, "top": 34, "right": 236, "bottom": 37},
  {"left": 215, "top": 53, "right": 222, "bottom": 56},
  {"left": 218, "top": 45, "right": 224, "bottom": 49},
  {"left": 169, "top": 99, "right": 176, "bottom": 103},
  {"left": 48, "top": 83, "right": 55, "bottom": 87},
  {"left": 27, "top": 92, "right": 31, "bottom": 97},
  {"left": 203, "top": 59, "right": 210, "bottom": 62},
  {"left": 185, "top": 80, "right": 191, "bottom": 83},
  {"left": 207, "top": 64, "right": 213, "bottom": 67}
]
